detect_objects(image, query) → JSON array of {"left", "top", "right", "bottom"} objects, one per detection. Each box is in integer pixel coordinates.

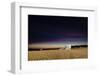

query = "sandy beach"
[{"left": 28, "top": 47, "right": 88, "bottom": 61}]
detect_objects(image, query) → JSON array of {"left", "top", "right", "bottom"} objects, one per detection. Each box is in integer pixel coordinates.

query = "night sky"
[{"left": 28, "top": 15, "right": 88, "bottom": 44}]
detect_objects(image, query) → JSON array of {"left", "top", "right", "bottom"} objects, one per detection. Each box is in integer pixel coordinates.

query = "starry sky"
[{"left": 28, "top": 15, "right": 88, "bottom": 44}]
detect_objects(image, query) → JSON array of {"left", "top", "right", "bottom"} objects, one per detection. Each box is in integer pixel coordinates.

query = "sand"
[{"left": 28, "top": 48, "right": 88, "bottom": 61}]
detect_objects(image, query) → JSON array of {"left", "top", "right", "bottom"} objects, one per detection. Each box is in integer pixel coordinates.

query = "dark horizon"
[{"left": 28, "top": 15, "right": 88, "bottom": 44}]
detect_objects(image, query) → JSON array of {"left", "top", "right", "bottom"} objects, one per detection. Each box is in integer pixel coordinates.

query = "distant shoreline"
[{"left": 28, "top": 45, "right": 88, "bottom": 51}]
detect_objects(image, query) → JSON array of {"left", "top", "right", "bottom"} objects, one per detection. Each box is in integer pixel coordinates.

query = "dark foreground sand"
[{"left": 28, "top": 48, "right": 88, "bottom": 61}]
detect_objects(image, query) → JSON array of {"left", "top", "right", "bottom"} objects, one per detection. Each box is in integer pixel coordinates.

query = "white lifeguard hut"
[{"left": 65, "top": 45, "right": 71, "bottom": 50}]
